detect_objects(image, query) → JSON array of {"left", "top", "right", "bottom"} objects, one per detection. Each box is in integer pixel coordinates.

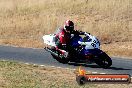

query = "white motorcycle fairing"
[
  {"left": 42, "top": 32, "right": 100, "bottom": 49},
  {"left": 42, "top": 34, "right": 56, "bottom": 46},
  {"left": 78, "top": 34, "right": 100, "bottom": 49}
]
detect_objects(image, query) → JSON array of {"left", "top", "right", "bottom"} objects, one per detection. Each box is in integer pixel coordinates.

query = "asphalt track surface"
[{"left": 0, "top": 45, "right": 132, "bottom": 75}]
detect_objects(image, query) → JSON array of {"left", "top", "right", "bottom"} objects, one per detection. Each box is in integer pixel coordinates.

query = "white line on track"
[
  {"left": 2, "top": 60, "right": 127, "bottom": 76},
  {"left": 25, "top": 63, "right": 30, "bottom": 65},
  {"left": 57, "top": 67, "right": 62, "bottom": 69},
  {"left": 40, "top": 65, "right": 45, "bottom": 67},
  {"left": 50, "top": 66, "right": 55, "bottom": 68},
  {"left": 65, "top": 68, "right": 70, "bottom": 70},
  {"left": 23, "top": 63, "right": 109, "bottom": 74},
  {"left": 72, "top": 69, "right": 76, "bottom": 70},
  {"left": 2, "top": 60, "right": 6, "bottom": 61},
  {"left": 100, "top": 73, "right": 106, "bottom": 74},
  {"left": 92, "top": 72, "right": 98, "bottom": 74}
]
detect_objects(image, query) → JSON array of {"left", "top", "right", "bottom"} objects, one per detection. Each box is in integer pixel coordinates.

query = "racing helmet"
[{"left": 64, "top": 20, "right": 74, "bottom": 32}]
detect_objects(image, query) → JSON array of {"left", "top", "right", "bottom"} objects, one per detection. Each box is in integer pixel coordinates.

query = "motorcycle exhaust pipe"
[{"left": 44, "top": 47, "right": 63, "bottom": 58}]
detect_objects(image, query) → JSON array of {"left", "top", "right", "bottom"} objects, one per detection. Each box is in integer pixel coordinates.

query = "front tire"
[{"left": 95, "top": 52, "right": 112, "bottom": 69}]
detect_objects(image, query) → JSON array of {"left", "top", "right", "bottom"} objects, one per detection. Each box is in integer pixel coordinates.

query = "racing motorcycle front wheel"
[{"left": 95, "top": 52, "right": 112, "bottom": 69}]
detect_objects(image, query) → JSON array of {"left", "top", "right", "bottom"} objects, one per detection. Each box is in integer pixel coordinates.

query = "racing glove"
[{"left": 84, "top": 32, "right": 90, "bottom": 35}]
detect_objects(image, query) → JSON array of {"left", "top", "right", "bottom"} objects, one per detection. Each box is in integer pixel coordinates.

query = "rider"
[
  {"left": 55, "top": 20, "right": 85, "bottom": 53},
  {"left": 55, "top": 20, "right": 74, "bottom": 50}
]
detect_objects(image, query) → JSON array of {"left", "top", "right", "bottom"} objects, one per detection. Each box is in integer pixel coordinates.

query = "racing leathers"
[
  {"left": 55, "top": 27, "right": 71, "bottom": 50},
  {"left": 55, "top": 27, "right": 85, "bottom": 54}
]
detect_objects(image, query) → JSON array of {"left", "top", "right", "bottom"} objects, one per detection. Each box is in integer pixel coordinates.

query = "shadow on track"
[
  {"left": 107, "top": 67, "right": 131, "bottom": 70},
  {"left": 68, "top": 62, "right": 131, "bottom": 70}
]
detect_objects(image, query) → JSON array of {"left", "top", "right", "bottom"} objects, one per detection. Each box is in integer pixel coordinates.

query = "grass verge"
[
  {"left": 0, "top": 60, "right": 95, "bottom": 88},
  {"left": 0, "top": 60, "right": 131, "bottom": 88}
]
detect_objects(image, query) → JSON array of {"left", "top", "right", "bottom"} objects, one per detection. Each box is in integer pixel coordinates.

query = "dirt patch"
[
  {"left": 0, "top": 39, "right": 44, "bottom": 48},
  {"left": 101, "top": 42, "right": 132, "bottom": 58}
]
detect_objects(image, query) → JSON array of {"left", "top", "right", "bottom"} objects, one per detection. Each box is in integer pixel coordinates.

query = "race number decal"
[{"left": 91, "top": 43, "right": 96, "bottom": 48}]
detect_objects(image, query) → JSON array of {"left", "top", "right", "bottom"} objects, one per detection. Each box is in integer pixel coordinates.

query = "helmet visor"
[{"left": 65, "top": 26, "right": 74, "bottom": 31}]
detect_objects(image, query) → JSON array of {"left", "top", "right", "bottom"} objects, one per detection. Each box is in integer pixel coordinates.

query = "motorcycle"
[{"left": 42, "top": 32, "right": 112, "bottom": 68}]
